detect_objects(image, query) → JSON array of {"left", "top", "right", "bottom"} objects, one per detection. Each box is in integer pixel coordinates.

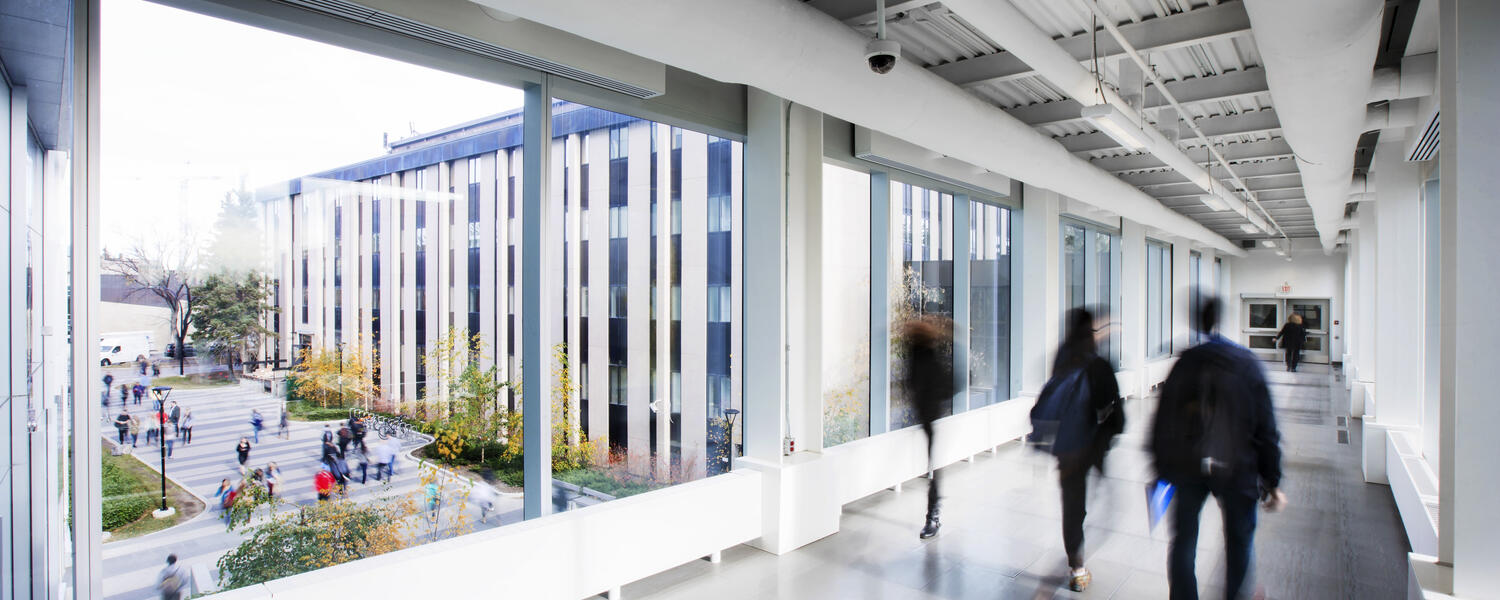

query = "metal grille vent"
[
  {"left": 1407, "top": 110, "right": 1439, "bottom": 162},
  {"left": 276, "top": 0, "right": 661, "bottom": 99}
]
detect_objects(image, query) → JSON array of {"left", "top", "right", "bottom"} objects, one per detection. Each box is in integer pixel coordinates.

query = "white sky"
[{"left": 100, "top": 0, "right": 524, "bottom": 253}]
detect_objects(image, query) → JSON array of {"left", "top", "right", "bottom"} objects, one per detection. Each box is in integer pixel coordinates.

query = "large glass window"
[
  {"left": 969, "top": 201, "right": 1012, "bottom": 407},
  {"left": 1146, "top": 240, "right": 1172, "bottom": 358},
  {"left": 99, "top": 1, "right": 532, "bottom": 593},
  {"left": 1188, "top": 250, "right": 1202, "bottom": 345},
  {"left": 889, "top": 181, "right": 954, "bottom": 429},
  {"left": 1060, "top": 219, "right": 1120, "bottom": 365},
  {"left": 821, "top": 164, "right": 871, "bottom": 446}
]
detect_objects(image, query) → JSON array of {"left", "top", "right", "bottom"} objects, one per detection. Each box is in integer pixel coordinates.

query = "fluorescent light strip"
[{"left": 1080, "top": 104, "right": 1150, "bottom": 151}]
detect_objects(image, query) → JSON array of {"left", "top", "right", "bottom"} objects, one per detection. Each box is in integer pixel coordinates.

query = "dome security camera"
[{"left": 866, "top": 39, "right": 900, "bottom": 74}]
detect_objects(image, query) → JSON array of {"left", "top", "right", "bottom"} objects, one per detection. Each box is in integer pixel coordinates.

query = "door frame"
[{"left": 1239, "top": 296, "right": 1332, "bottom": 365}]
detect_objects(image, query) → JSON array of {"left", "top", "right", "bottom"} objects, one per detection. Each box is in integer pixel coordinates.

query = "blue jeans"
[
  {"left": 1168, "top": 479, "right": 1258, "bottom": 600},
  {"left": 252, "top": 425, "right": 261, "bottom": 443}
]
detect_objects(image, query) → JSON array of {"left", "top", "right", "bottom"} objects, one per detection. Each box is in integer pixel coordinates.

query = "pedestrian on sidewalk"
[
  {"left": 213, "top": 478, "right": 234, "bottom": 527},
  {"left": 337, "top": 423, "right": 352, "bottom": 456},
  {"left": 120, "top": 383, "right": 131, "bottom": 405},
  {"left": 321, "top": 437, "right": 340, "bottom": 466},
  {"left": 179, "top": 409, "right": 194, "bottom": 445},
  {"left": 314, "top": 468, "right": 335, "bottom": 502},
  {"left": 168, "top": 401, "right": 181, "bottom": 437},
  {"left": 265, "top": 461, "right": 279, "bottom": 498},
  {"left": 249, "top": 409, "right": 264, "bottom": 444},
  {"left": 236, "top": 437, "right": 252, "bottom": 473},
  {"left": 350, "top": 415, "right": 366, "bottom": 447},
  {"left": 383, "top": 437, "right": 402, "bottom": 477},
  {"left": 277, "top": 406, "right": 289, "bottom": 439},
  {"left": 132, "top": 383, "right": 145, "bottom": 406},
  {"left": 1031, "top": 307, "right": 1124, "bottom": 593},
  {"left": 156, "top": 554, "right": 187, "bottom": 600},
  {"left": 145, "top": 412, "right": 160, "bottom": 446},
  {"left": 1152, "top": 298, "right": 1286, "bottom": 600},
  {"left": 129, "top": 414, "right": 141, "bottom": 447},
  {"left": 474, "top": 483, "right": 497, "bottom": 524},
  {"left": 321, "top": 423, "right": 333, "bottom": 445},
  {"left": 353, "top": 442, "right": 370, "bottom": 484},
  {"left": 113, "top": 410, "right": 131, "bottom": 446},
  {"left": 898, "top": 315, "right": 954, "bottom": 540}
]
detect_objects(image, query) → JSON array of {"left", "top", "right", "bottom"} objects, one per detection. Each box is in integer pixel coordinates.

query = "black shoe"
[{"left": 919, "top": 516, "right": 940, "bottom": 539}]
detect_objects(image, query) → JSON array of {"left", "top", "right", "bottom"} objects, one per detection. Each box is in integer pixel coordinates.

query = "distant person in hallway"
[
  {"left": 1031, "top": 307, "right": 1124, "bottom": 592},
  {"left": 1152, "top": 297, "right": 1287, "bottom": 600},
  {"left": 1273, "top": 313, "right": 1306, "bottom": 372},
  {"left": 900, "top": 315, "right": 954, "bottom": 540}
]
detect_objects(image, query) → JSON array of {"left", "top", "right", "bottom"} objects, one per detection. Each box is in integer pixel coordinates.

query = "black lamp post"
[
  {"left": 722, "top": 408, "right": 740, "bottom": 472},
  {"left": 151, "top": 386, "right": 173, "bottom": 512}
]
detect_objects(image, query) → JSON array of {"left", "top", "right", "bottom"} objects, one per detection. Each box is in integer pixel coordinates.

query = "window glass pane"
[
  {"left": 969, "top": 202, "right": 1012, "bottom": 408},
  {"left": 550, "top": 101, "right": 743, "bottom": 489},
  {"left": 100, "top": 0, "right": 524, "bottom": 592},
  {"left": 1248, "top": 303, "right": 1279, "bottom": 329},
  {"left": 890, "top": 181, "right": 954, "bottom": 430},
  {"left": 821, "top": 164, "right": 871, "bottom": 446},
  {"left": 1248, "top": 334, "right": 1278, "bottom": 349},
  {"left": 1060, "top": 220, "right": 1119, "bottom": 364}
]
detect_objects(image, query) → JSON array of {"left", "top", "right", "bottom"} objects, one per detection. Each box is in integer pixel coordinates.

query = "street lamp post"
[
  {"left": 723, "top": 408, "right": 741, "bottom": 472},
  {"left": 151, "top": 386, "right": 174, "bottom": 517}
]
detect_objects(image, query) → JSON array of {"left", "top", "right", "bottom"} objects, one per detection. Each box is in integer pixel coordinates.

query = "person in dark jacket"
[
  {"left": 1273, "top": 313, "right": 1306, "bottom": 372},
  {"left": 1152, "top": 298, "right": 1286, "bottom": 600},
  {"left": 901, "top": 315, "right": 954, "bottom": 539},
  {"left": 1047, "top": 307, "right": 1124, "bottom": 592}
]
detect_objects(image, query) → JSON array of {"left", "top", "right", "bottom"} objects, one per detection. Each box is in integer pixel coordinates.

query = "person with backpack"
[
  {"left": 1151, "top": 298, "right": 1286, "bottom": 600},
  {"left": 337, "top": 424, "right": 353, "bottom": 456},
  {"left": 157, "top": 553, "right": 187, "bottom": 600},
  {"left": 899, "top": 316, "right": 954, "bottom": 539},
  {"left": 113, "top": 410, "right": 131, "bottom": 446},
  {"left": 314, "top": 468, "right": 335, "bottom": 502},
  {"left": 178, "top": 409, "right": 194, "bottom": 445},
  {"left": 1029, "top": 307, "right": 1124, "bottom": 592},
  {"left": 213, "top": 478, "right": 235, "bottom": 528},
  {"left": 132, "top": 383, "right": 145, "bottom": 405}
]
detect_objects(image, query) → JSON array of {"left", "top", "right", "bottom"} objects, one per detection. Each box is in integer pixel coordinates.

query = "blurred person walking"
[
  {"left": 235, "top": 437, "right": 252, "bottom": 473},
  {"left": 132, "top": 383, "right": 145, "bottom": 406},
  {"left": 1273, "top": 314, "right": 1306, "bottom": 373},
  {"left": 353, "top": 442, "right": 370, "bottom": 484},
  {"left": 249, "top": 409, "right": 264, "bottom": 443},
  {"left": 265, "top": 461, "right": 280, "bottom": 497},
  {"left": 120, "top": 383, "right": 131, "bottom": 405},
  {"left": 1152, "top": 298, "right": 1286, "bottom": 600},
  {"left": 178, "top": 409, "right": 194, "bottom": 445},
  {"left": 113, "top": 410, "right": 131, "bottom": 446},
  {"left": 900, "top": 316, "right": 954, "bottom": 539},
  {"left": 277, "top": 406, "right": 290, "bottom": 439},
  {"left": 128, "top": 413, "right": 141, "bottom": 447},
  {"left": 1030, "top": 307, "right": 1124, "bottom": 592},
  {"left": 314, "top": 468, "right": 335, "bottom": 502},
  {"left": 168, "top": 401, "right": 181, "bottom": 436},
  {"left": 144, "top": 411, "right": 160, "bottom": 446},
  {"left": 157, "top": 554, "right": 187, "bottom": 600}
]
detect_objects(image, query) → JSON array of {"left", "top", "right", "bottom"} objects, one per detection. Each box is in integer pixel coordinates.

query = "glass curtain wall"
[
  {"left": 968, "top": 201, "right": 1012, "bottom": 408},
  {"left": 821, "top": 164, "right": 871, "bottom": 446},
  {"left": 1188, "top": 250, "right": 1202, "bottom": 345},
  {"left": 1060, "top": 220, "right": 1120, "bottom": 365},
  {"left": 97, "top": 0, "right": 539, "bottom": 593},
  {"left": 889, "top": 181, "right": 954, "bottom": 429},
  {"left": 1146, "top": 240, "right": 1172, "bottom": 358},
  {"left": 547, "top": 99, "right": 744, "bottom": 491}
]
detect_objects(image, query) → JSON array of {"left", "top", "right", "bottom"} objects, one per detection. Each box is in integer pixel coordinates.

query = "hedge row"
[{"left": 102, "top": 456, "right": 154, "bottom": 530}]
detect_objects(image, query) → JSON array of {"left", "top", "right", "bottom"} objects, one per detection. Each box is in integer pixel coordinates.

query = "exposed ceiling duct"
[
  {"left": 1244, "top": 0, "right": 1384, "bottom": 253},
  {"left": 468, "top": 0, "right": 1243, "bottom": 255}
]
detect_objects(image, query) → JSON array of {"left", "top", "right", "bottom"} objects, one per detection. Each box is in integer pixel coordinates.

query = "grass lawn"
[
  {"left": 284, "top": 400, "right": 353, "bottom": 422},
  {"left": 102, "top": 452, "right": 204, "bottom": 542},
  {"left": 149, "top": 374, "right": 238, "bottom": 390}
]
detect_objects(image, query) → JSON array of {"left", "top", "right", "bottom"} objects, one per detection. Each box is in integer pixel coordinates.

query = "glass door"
[
  {"left": 1243, "top": 298, "right": 1281, "bottom": 360},
  {"left": 1287, "top": 298, "right": 1331, "bottom": 364}
]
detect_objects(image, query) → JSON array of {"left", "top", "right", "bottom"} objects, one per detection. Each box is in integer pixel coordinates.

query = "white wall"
[{"left": 1226, "top": 242, "right": 1347, "bottom": 360}]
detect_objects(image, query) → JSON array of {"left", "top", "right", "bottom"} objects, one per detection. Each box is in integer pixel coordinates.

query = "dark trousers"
[
  {"left": 1058, "top": 454, "right": 1092, "bottom": 568},
  {"left": 1284, "top": 347, "right": 1302, "bottom": 372},
  {"left": 181, "top": 427, "right": 192, "bottom": 444},
  {"left": 921, "top": 422, "right": 940, "bottom": 518},
  {"left": 358, "top": 462, "right": 369, "bottom": 484},
  {"left": 1168, "top": 479, "right": 1258, "bottom": 600},
  {"left": 116, "top": 428, "right": 127, "bottom": 446}
]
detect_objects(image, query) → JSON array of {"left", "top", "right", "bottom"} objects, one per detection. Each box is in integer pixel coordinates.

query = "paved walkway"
[
  {"left": 99, "top": 382, "right": 520, "bottom": 600},
  {"left": 622, "top": 362, "right": 1410, "bottom": 599}
]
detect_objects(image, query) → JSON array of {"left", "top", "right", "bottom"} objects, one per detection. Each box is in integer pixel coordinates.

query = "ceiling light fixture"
[
  {"left": 1259, "top": 239, "right": 1276, "bottom": 248},
  {"left": 1240, "top": 223, "right": 1261, "bottom": 234},
  {"left": 1080, "top": 104, "right": 1150, "bottom": 151},
  {"left": 1197, "top": 193, "right": 1230, "bottom": 211}
]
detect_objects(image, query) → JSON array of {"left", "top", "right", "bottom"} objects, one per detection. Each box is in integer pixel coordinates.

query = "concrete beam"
[
  {"left": 1010, "top": 68, "right": 1269, "bottom": 128},
  {"left": 1059, "top": 109, "right": 1282, "bottom": 153},
  {"left": 931, "top": 2, "right": 1251, "bottom": 87},
  {"left": 1146, "top": 173, "right": 1302, "bottom": 199}
]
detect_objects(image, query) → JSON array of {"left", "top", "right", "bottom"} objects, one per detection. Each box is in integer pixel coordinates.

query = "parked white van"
[{"left": 99, "top": 331, "right": 153, "bottom": 366}]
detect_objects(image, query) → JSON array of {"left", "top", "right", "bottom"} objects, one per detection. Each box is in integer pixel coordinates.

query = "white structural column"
[
  {"left": 679, "top": 129, "right": 708, "bottom": 476},
  {"left": 951, "top": 195, "right": 970, "bottom": 413},
  {"left": 785, "top": 104, "right": 823, "bottom": 450},
  {"left": 627, "top": 122, "right": 651, "bottom": 474},
  {"left": 6, "top": 84, "right": 28, "bottom": 600},
  {"left": 1439, "top": 0, "right": 1500, "bottom": 591},
  {"left": 1119, "top": 218, "right": 1146, "bottom": 397},
  {"left": 1017, "top": 185, "right": 1060, "bottom": 396},
  {"left": 869, "top": 172, "right": 890, "bottom": 435},
  {"left": 1353, "top": 203, "right": 1378, "bottom": 415},
  {"left": 565, "top": 134, "right": 582, "bottom": 448},
  {"left": 653, "top": 123, "right": 671, "bottom": 479},
  {"left": 1372, "top": 140, "right": 1423, "bottom": 432},
  {"left": 586, "top": 133, "right": 609, "bottom": 443},
  {"left": 479, "top": 153, "right": 498, "bottom": 371},
  {"left": 741, "top": 88, "right": 785, "bottom": 462}
]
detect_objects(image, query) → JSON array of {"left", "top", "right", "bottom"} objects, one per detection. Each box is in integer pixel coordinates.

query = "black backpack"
[
  {"left": 1156, "top": 349, "right": 1251, "bottom": 483},
  {"left": 1028, "top": 367, "right": 1095, "bottom": 457}
]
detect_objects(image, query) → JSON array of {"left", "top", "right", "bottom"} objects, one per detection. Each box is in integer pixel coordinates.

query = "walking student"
[
  {"left": 129, "top": 413, "right": 142, "bottom": 447},
  {"left": 277, "top": 406, "right": 290, "bottom": 439},
  {"left": 235, "top": 437, "right": 252, "bottom": 473},
  {"left": 1152, "top": 298, "right": 1286, "bottom": 600},
  {"left": 249, "top": 409, "right": 264, "bottom": 444},
  {"left": 265, "top": 461, "right": 280, "bottom": 498},
  {"left": 132, "top": 383, "right": 145, "bottom": 406},
  {"left": 113, "top": 410, "right": 131, "bottom": 446},
  {"left": 1030, "top": 308, "right": 1124, "bottom": 592},
  {"left": 120, "top": 383, "right": 131, "bottom": 405},
  {"left": 144, "top": 411, "right": 160, "bottom": 446},
  {"left": 157, "top": 554, "right": 187, "bottom": 600},
  {"left": 899, "top": 316, "right": 954, "bottom": 539},
  {"left": 178, "top": 409, "right": 194, "bottom": 445},
  {"left": 353, "top": 442, "right": 370, "bottom": 484},
  {"left": 168, "top": 401, "right": 181, "bottom": 437},
  {"left": 1273, "top": 313, "right": 1307, "bottom": 373}
]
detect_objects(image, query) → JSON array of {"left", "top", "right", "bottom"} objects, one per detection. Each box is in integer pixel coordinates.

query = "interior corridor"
[{"left": 626, "top": 363, "right": 1410, "bottom": 599}]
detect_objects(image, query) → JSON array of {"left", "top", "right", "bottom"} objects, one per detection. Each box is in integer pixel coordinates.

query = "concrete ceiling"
[{"left": 0, "top": 0, "right": 72, "bottom": 150}]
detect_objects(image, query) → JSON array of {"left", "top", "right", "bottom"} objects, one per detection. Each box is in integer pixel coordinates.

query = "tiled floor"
[{"left": 626, "top": 363, "right": 1411, "bottom": 599}]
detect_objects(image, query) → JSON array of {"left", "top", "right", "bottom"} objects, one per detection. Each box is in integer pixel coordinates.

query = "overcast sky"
[{"left": 100, "top": 0, "right": 524, "bottom": 253}]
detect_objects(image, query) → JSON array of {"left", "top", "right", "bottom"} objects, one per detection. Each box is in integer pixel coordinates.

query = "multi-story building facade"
[{"left": 260, "top": 101, "right": 743, "bottom": 479}]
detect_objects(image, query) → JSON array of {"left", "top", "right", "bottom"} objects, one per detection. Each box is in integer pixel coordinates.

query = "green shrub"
[
  {"left": 555, "top": 468, "right": 658, "bottom": 498},
  {"left": 283, "top": 401, "right": 351, "bottom": 422},
  {"left": 101, "top": 457, "right": 154, "bottom": 530}
]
